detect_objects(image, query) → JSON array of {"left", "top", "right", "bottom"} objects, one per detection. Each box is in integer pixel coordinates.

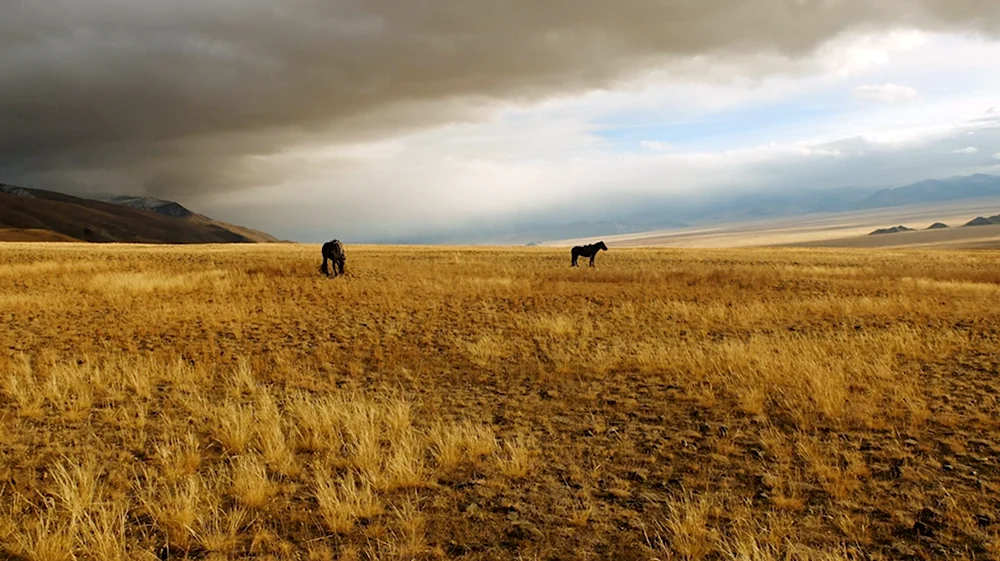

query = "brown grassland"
[{"left": 1, "top": 242, "right": 999, "bottom": 560}]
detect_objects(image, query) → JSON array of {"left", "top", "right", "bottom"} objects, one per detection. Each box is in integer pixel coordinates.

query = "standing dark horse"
[
  {"left": 320, "top": 240, "right": 346, "bottom": 277},
  {"left": 571, "top": 241, "right": 608, "bottom": 267}
]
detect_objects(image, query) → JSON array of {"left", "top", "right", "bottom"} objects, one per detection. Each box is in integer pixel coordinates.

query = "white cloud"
[
  {"left": 953, "top": 146, "right": 979, "bottom": 153},
  {"left": 994, "top": 152, "right": 1000, "bottom": 159},
  {"left": 203, "top": 108, "right": 1000, "bottom": 242},
  {"left": 822, "top": 30, "right": 930, "bottom": 78},
  {"left": 852, "top": 83, "right": 919, "bottom": 103},
  {"left": 198, "top": 31, "right": 1000, "bottom": 241},
  {"left": 640, "top": 140, "right": 672, "bottom": 151},
  {"left": 795, "top": 147, "right": 843, "bottom": 157}
]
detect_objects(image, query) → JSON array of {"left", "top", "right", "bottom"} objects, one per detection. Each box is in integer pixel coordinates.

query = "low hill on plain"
[
  {"left": 964, "top": 214, "right": 1000, "bottom": 227},
  {"left": 869, "top": 225, "right": 914, "bottom": 235}
]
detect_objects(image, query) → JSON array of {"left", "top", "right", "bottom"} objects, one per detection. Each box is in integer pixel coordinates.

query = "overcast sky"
[{"left": 3, "top": 1, "right": 1000, "bottom": 242}]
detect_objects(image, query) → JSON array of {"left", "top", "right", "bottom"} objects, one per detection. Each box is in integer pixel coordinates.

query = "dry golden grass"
[{"left": 2, "top": 242, "right": 1000, "bottom": 559}]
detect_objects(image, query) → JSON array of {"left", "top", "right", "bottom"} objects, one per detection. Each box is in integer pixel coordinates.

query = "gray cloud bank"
[
  {"left": 3, "top": 0, "right": 1000, "bottom": 233},
  {"left": 203, "top": 116, "right": 1000, "bottom": 244}
]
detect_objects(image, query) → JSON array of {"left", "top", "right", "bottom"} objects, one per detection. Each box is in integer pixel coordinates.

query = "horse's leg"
[
  {"left": 321, "top": 256, "right": 330, "bottom": 276},
  {"left": 337, "top": 258, "right": 345, "bottom": 276},
  {"left": 589, "top": 254, "right": 595, "bottom": 267},
  {"left": 571, "top": 252, "right": 578, "bottom": 267}
]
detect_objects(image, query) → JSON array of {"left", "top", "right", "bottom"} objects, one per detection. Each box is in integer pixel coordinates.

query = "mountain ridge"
[
  {"left": 100, "top": 195, "right": 196, "bottom": 218},
  {"left": 859, "top": 174, "right": 1000, "bottom": 209}
]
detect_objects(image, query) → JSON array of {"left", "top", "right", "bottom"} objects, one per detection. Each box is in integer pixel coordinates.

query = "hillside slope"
[
  {"left": 0, "top": 184, "right": 276, "bottom": 243},
  {"left": 100, "top": 195, "right": 279, "bottom": 242}
]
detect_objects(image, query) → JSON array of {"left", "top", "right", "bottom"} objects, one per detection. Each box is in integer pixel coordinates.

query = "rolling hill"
[{"left": 0, "top": 184, "right": 278, "bottom": 243}]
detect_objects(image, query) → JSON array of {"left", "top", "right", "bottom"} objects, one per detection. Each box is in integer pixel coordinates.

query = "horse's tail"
[{"left": 320, "top": 241, "right": 330, "bottom": 275}]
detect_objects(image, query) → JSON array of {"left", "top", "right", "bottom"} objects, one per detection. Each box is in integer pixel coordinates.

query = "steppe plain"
[{"left": 1, "top": 242, "right": 1000, "bottom": 560}]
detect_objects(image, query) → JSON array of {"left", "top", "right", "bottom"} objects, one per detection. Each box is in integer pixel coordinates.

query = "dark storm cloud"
[{"left": 2, "top": 0, "right": 1000, "bottom": 198}]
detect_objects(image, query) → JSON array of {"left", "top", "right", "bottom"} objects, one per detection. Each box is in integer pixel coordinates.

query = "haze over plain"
[{"left": 4, "top": 1, "right": 1000, "bottom": 242}]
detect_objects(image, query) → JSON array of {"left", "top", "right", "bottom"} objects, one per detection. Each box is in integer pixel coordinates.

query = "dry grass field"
[{"left": 2, "top": 243, "right": 1000, "bottom": 560}]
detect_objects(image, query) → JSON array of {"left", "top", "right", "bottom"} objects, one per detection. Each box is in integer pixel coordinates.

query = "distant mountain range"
[
  {"left": 0, "top": 184, "right": 278, "bottom": 243},
  {"left": 393, "top": 173, "right": 1000, "bottom": 244},
  {"left": 675, "top": 174, "right": 1000, "bottom": 224},
  {"left": 859, "top": 174, "right": 1000, "bottom": 209}
]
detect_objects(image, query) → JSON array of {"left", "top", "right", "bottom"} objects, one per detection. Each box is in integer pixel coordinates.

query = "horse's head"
[{"left": 597, "top": 241, "right": 608, "bottom": 251}]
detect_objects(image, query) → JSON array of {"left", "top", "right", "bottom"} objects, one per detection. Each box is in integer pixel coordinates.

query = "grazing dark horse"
[
  {"left": 320, "top": 240, "right": 346, "bottom": 277},
  {"left": 571, "top": 241, "right": 608, "bottom": 267}
]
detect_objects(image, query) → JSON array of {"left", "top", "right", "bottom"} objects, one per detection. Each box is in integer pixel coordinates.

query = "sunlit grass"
[{"left": 1, "top": 242, "right": 998, "bottom": 558}]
